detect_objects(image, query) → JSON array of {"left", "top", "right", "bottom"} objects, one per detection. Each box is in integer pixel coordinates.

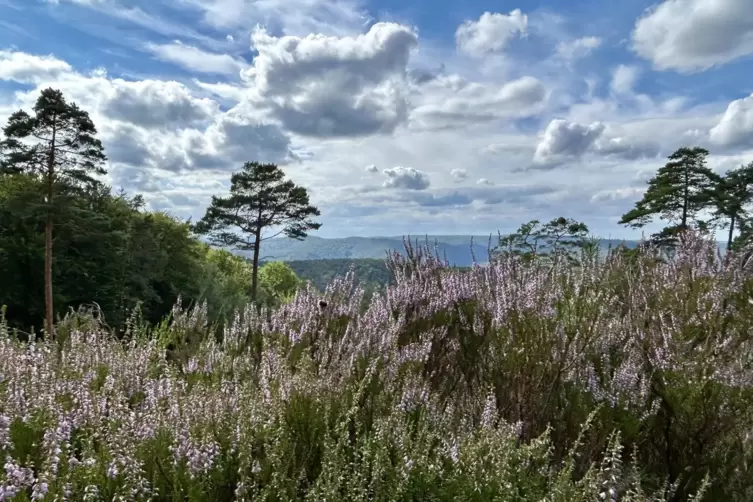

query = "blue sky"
[{"left": 1, "top": 0, "right": 753, "bottom": 240}]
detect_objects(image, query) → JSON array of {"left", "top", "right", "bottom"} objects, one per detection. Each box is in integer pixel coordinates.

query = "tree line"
[
  {"left": 494, "top": 147, "right": 753, "bottom": 264},
  {"left": 0, "top": 89, "right": 317, "bottom": 337},
  {"left": 2, "top": 88, "right": 752, "bottom": 335}
]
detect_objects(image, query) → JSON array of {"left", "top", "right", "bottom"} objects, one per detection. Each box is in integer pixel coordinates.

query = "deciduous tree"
[
  {"left": 258, "top": 261, "right": 301, "bottom": 307},
  {"left": 492, "top": 216, "right": 591, "bottom": 265}
]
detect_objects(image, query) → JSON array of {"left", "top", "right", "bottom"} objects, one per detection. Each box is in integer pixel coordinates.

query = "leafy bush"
[{"left": 0, "top": 230, "right": 751, "bottom": 500}]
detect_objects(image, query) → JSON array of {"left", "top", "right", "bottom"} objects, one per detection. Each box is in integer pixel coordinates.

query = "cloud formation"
[
  {"left": 533, "top": 119, "right": 605, "bottom": 165},
  {"left": 709, "top": 93, "right": 753, "bottom": 147},
  {"left": 632, "top": 0, "right": 753, "bottom": 72},
  {"left": 382, "top": 166, "right": 431, "bottom": 190},
  {"left": 456, "top": 10, "right": 528, "bottom": 57},
  {"left": 3, "top": 0, "right": 753, "bottom": 239},
  {"left": 242, "top": 23, "right": 418, "bottom": 137},
  {"left": 145, "top": 41, "right": 246, "bottom": 75}
]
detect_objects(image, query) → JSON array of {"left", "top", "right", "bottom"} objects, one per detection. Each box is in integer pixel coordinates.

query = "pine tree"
[
  {"left": 0, "top": 88, "right": 106, "bottom": 337},
  {"left": 619, "top": 146, "right": 720, "bottom": 248},
  {"left": 193, "top": 161, "right": 321, "bottom": 302},
  {"left": 709, "top": 162, "right": 753, "bottom": 252}
]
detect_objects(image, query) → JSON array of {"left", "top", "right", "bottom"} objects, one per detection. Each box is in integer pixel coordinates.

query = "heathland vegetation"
[{"left": 1, "top": 89, "right": 753, "bottom": 500}]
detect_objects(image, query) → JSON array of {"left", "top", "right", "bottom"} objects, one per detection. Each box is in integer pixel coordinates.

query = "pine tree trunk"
[
  {"left": 682, "top": 168, "right": 689, "bottom": 229},
  {"left": 727, "top": 215, "right": 736, "bottom": 252},
  {"left": 44, "top": 215, "right": 54, "bottom": 338},
  {"left": 251, "top": 227, "right": 261, "bottom": 304},
  {"left": 44, "top": 116, "right": 57, "bottom": 339}
]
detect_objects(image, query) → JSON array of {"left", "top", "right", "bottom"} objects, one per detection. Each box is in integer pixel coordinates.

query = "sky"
[{"left": 1, "top": 0, "right": 753, "bottom": 240}]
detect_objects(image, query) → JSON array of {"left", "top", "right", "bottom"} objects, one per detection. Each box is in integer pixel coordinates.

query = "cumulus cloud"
[
  {"left": 383, "top": 166, "right": 430, "bottom": 190},
  {"left": 555, "top": 36, "right": 602, "bottom": 62},
  {"left": 0, "top": 49, "right": 293, "bottom": 182},
  {"left": 0, "top": 50, "right": 72, "bottom": 83},
  {"left": 0, "top": 53, "right": 220, "bottom": 132},
  {"left": 410, "top": 75, "right": 547, "bottom": 130},
  {"left": 100, "top": 79, "right": 220, "bottom": 129},
  {"left": 242, "top": 22, "right": 418, "bottom": 137},
  {"left": 450, "top": 168, "right": 468, "bottom": 182},
  {"left": 610, "top": 64, "right": 641, "bottom": 94},
  {"left": 709, "top": 93, "right": 753, "bottom": 147},
  {"left": 477, "top": 178, "right": 493, "bottom": 185},
  {"left": 145, "top": 41, "right": 246, "bottom": 75},
  {"left": 632, "top": 0, "right": 753, "bottom": 72},
  {"left": 101, "top": 107, "right": 293, "bottom": 175},
  {"left": 455, "top": 10, "right": 528, "bottom": 57},
  {"left": 533, "top": 119, "right": 605, "bottom": 165},
  {"left": 365, "top": 164, "right": 378, "bottom": 172}
]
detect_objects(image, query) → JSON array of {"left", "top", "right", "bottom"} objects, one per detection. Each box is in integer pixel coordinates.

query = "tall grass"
[{"left": 1, "top": 230, "right": 751, "bottom": 500}]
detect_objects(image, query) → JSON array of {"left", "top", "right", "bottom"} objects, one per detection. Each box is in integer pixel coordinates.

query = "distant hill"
[
  {"left": 241, "top": 235, "right": 654, "bottom": 267},
  {"left": 284, "top": 258, "right": 393, "bottom": 294}
]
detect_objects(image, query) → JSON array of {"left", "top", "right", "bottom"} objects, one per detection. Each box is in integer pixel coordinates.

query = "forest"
[{"left": 1, "top": 89, "right": 753, "bottom": 500}]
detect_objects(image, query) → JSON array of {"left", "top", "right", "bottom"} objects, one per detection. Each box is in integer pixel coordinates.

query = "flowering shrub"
[{"left": 1, "top": 230, "right": 751, "bottom": 500}]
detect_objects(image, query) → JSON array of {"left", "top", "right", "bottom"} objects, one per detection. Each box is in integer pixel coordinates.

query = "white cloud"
[
  {"left": 382, "top": 166, "right": 430, "bottom": 190},
  {"left": 410, "top": 75, "right": 547, "bottom": 130},
  {"left": 555, "top": 36, "right": 601, "bottom": 62},
  {"left": 46, "top": 0, "right": 222, "bottom": 49},
  {"left": 610, "top": 64, "right": 641, "bottom": 94},
  {"left": 533, "top": 119, "right": 605, "bottom": 165},
  {"left": 594, "top": 136, "right": 661, "bottom": 160},
  {"left": 0, "top": 49, "right": 293, "bottom": 192},
  {"left": 242, "top": 22, "right": 418, "bottom": 137},
  {"left": 450, "top": 168, "right": 468, "bottom": 182},
  {"left": 145, "top": 41, "right": 246, "bottom": 75},
  {"left": 7, "top": 1, "right": 753, "bottom": 241},
  {"left": 0, "top": 50, "right": 72, "bottom": 83},
  {"left": 709, "top": 93, "right": 753, "bottom": 147},
  {"left": 100, "top": 79, "right": 220, "bottom": 129},
  {"left": 632, "top": 0, "right": 753, "bottom": 72},
  {"left": 591, "top": 187, "right": 646, "bottom": 203},
  {"left": 192, "top": 80, "right": 246, "bottom": 103},
  {"left": 455, "top": 10, "right": 528, "bottom": 57},
  {"left": 0, "top": 52, "right": 220, "bottom": 131},
  {"left": 179, "top": 0, "right": 369, "bottom": 36}
]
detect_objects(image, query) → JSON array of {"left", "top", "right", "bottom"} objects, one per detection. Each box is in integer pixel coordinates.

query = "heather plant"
[{"left": 1, "top": 229, "right": 751, "bottom": 500}]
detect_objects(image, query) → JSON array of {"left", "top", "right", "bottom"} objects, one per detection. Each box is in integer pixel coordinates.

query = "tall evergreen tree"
[
  {"left": 0, "top": 88, "right": 106, "bottom": 337},
  {"left": 193, "top": 161, "right": 321, "bottom": 302},
  {"left": 708, "top": 162, "right": 753, "bottom": 252},
  {"left": 619, "top": 146, "right": 720, "bottom": 247}
]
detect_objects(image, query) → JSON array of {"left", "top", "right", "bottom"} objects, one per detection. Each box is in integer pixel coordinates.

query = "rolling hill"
[{"left": 241, "top": 235, "right": 655, "bottom": 267}]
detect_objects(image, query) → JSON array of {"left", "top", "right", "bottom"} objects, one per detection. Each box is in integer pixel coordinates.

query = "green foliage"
[
  {"left": 193, "top": 161, "right": 321, "bottom": 302},
  {"left": 284, "top": 258, "right": 393, "bottom": 301},
  {"left": 492, "top": 216, "right": 593, "bottom": 266},
  {"left": 0, "top": 173, "right": 250, "bottom": 336},
  {"left": 2, "top": 233, "right": 746, "bottom": 500},
  {"left": 196, "top": 248, "right": 254, "bottom": 324},
  {"left": 1, "top": 88, "right": 108, "bottom": 336},
  {"left": 258, "top": 261, "right": 301, "bottom": 307},
  {"left": 619, "top": 147, "right": 720, "bottom": 248},
  {"left": 709, "top": 161, "right": 753, "bottom": 251}
]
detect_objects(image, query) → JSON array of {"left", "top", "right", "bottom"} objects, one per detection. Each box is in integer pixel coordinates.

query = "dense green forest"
[{"left": 282, "top": 258, "right": 393, "bottom": 292}]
